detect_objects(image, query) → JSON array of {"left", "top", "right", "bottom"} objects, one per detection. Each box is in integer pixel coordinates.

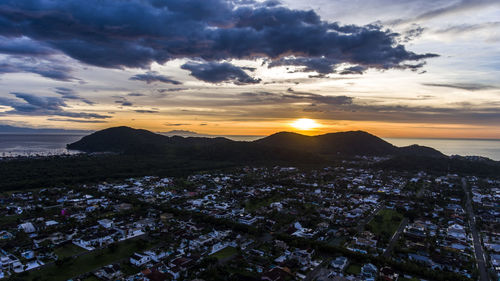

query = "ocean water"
[
  {"left": 384, "top": 138, "right": 500, "bottom": 161},
  {"left": 0, "top": 134, "right": 84, "bottom": 157},
  {"left": 0, "top": 134, "right": 499, "bottom": 161}
]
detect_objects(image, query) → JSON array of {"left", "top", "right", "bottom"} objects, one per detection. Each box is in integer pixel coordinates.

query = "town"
[{"left": 1, "top": 166, "right": 499, "bottom": 281}]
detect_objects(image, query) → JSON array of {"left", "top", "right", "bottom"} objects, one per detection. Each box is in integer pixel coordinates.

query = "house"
[
  {"left": 169, "top": 257, "right": 192, "bottom": 271},
  {"left": 447, "top": 224, "right": 467, "bottom": 240},
  {"left": 45, "top": 220, "right": 59, "bottom": 227},
  {"left": 130, "top": 252, "right": 151, "bottom": 267},
  {"left": 144, "top": 248, "right": 169, "bottom": 262},
  {"left": 0, "top": 252, "right": 19, "bottom": 271},
  {"left": 0, "top": 231, "right": 13, "bottom": 240},
  {"left": 98, "top": 219, "right": 114, "bottom": 229},
  {"left": 361, "top": 263, "right": 377, "bottom": 281},
  {"left": 379, "top": 266, "right": 399, "bottom": 281},
  {"left": 18, "top": 222, "right": 36, "bottom": 233},
  {"left": 21, "top": 250, "right": 35, "bottom": 260},
  {"left": 95, "top": 264, "right": 123, "bottom": 280},
  {"left": 331, "top": 256, "right": 348, "bottom": 271},
  {"left": 238, "top": 214, "right": 257, "bottom": 225},
  {"left": 261, "top": 267, "right": 292, "bottom": 281},
  {"left": 291, "top": 249, "right": 314, "bottom": 265}
]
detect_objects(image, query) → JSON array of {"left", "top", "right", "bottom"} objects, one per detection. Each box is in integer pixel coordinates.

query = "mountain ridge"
[{"left": 67, "top": 126, "right": 444, "bottom": 159}]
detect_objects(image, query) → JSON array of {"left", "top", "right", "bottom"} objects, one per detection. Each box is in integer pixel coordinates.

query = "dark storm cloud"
[
  {"left": 181, "top": 61, "right": 261, "bottom": 84},
  {"left": 0, "top": 36, "right": 55, "bottom": 56},
  {"left": 54, "top": 87, "right": 94, "bottom": 105},
  {"left": 268, "top": 57, "right": 337, "bottom": 74},
  {"left": 0, "top": 92, "right": 110, "bottom": 119},
  {"left": 129, "top": 71, "right": 182, "bottom": 85},
  {"left": 423, "top": 83, "right": 498, "bottom": 91},
  {"left": 0, "top": 0, "right": 437, "bottom": 74}
]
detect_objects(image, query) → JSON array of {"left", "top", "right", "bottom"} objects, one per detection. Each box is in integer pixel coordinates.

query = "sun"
[{"left": 290, "top": 118, "right": 320, "bottom": 130}]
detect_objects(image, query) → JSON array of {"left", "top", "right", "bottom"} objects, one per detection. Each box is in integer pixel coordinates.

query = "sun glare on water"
[{"left": 291, "top": 118, "right": 320, "bottom": 130}]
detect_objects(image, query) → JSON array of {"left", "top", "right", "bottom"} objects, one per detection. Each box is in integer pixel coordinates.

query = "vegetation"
[
  {"left": 345, "top": 264, "right": 362, "bottom": 275},
  {"left": 16, "top": 238, "right": 156, "bottom": 281},
  {"left": 53, "top": 243, "right": 87, "bottom": 259},
  {"left": 210, "top": 246, "right": 238, "bottom": 260},
  {"left": 367, "top": 209, "right": 403, "bottom": 242}
]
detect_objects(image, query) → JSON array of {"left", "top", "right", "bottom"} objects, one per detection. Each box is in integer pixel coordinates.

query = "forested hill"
[{"left": 68, "top": 126, "right": 444, "bottom": 158}]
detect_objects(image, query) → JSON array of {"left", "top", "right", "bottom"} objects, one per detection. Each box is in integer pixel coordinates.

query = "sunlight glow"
[{"left": 290, "top": 118, "right": 320, "bottom": 130}]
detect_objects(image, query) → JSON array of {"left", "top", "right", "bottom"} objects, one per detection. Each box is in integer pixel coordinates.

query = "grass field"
[
  {"left": 367, "top": 209, "right": 403, "bottom": 239},
  {"left": 54, "top": 243, "right": 87, "bottom": 258},
  {"left": 245, "top": 195, "right": 283, "bottom": 211},
  {"left": 210, "top": 246, "right": 238, "bottom": 260},
  {"left": 18, "top": 238, "right": 155, "bottom": 281},
  {"left": 345, "top": 264, "right": 361, "bottom": 275}
]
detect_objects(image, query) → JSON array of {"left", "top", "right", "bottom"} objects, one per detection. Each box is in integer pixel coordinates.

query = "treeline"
[
  {"left": 0, "top": 154, "right": 234, "bottom": 191},
  {"left": 378, "top": 155, "right": 500, "bottom": 177}
]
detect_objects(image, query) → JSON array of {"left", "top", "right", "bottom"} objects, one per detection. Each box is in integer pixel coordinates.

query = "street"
[{"left": 462, "top": 178, "right": 490, "bottom": 281}]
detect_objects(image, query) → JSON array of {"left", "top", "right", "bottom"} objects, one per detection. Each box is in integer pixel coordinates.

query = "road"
[
  {"left": 354, "top": 203, "right": 384, "bottom": 234},
  {"left": 383, "top": 182, "right": 425, "bottom": 258},
  {"left": 383, "top": 217, "right": 408, "bottom": 258},
  {"left": 462, "top": 178, "right": 489, "bottom": 281}
]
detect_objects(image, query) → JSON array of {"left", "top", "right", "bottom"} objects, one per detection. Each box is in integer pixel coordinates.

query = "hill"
[
  {"left": 68, "top": 127, "right": 444, "bottom": 158},
  {"left": 0, "top": 124, "right": 90, "bottom": 134},
  {"left": 255, "top": 131, "right": 444, "bottom": 158},
  {"left": 67, "top": 126, "right": 169, "bottom": 153}
]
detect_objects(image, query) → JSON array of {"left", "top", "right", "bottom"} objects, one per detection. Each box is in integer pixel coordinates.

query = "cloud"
[
  {"left": 127, "top": 92, "right": 145, "bottom": 97},
  {"left": 389, "top": 0, "right": 500, "bottom": 25},
  {"left": 414, "top": 0, "right": 499, "bottom": 22},
  {"left": 157, "top": 88, "right": 188, "bottom": 93},
  {"left": 0, "top": 56, "right": 76, "bottom": 81},
  {"left": 165, "top": 122, "right": 190, "bottom": 126},
  {"left": 268, "top": 57, "right": 337, "bottom": 74},
  {"left": 0, "top": 36, "right": 56, "bottom": 56},
  {"left": 129, "top": 71, "right": 182, "bottom": 85},
  {"left": 0, "top": 92, "right": 110, "bottom": 119},
  {"left": 284, "top": 88, "right": 353, "bottom": 105},
  {"left": 423, "top": 83, "right": 497, "bottom": 91},
  {"left": 236, "top": 89, "right": 353, "bottom": 106},
  {"left": 54, "top": 87, "right": 94, "bottom": 105},
  {"left": 0, "top": 0, "right": 437, "bottom": 73},
  {"left": 339, "top": 66, "right": 366, "bottom": 75},
  {"left": 432, "top": 22, "right": 500, "bottom": 41},
  {"left": 47, "top": 118, "right": 107, "bottom": 123},
  {"left": 115, "top": 99, "right": 133, "bottom": 106},
  {"left": 134, "top": 109, "right": 159, "bottom": 113},
  {"left": 181, "top": 61, "right": 261, "bottom": 84}
]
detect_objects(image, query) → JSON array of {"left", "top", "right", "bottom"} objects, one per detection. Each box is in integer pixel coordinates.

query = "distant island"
[{"left": 0, "top": 124, "right": 91, "bottom": 135}]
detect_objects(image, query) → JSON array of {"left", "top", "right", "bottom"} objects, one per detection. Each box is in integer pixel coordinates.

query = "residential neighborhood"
[{"left": 0, "top": 166, "right": 498, "bottom": 281}]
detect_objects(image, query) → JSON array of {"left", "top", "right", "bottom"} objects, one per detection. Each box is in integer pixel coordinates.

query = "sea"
[
  {"left": 0, "top": 134, "right": 84, "bottom": 157},
  {"left": 384, "top": 138, "right": 500, "bottom": 161},
  {"left": 0, "top": 134, "right": 499, "bottom": 161}
]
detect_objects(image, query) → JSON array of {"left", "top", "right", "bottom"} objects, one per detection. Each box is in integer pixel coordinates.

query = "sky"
[{"left": 0, "top": 0, "right": 499, "bottom": 138}]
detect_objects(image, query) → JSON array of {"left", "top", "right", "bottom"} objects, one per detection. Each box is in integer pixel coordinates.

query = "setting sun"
[{"left": 291, "top": 118, "right": 320, "bottom": 130}]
